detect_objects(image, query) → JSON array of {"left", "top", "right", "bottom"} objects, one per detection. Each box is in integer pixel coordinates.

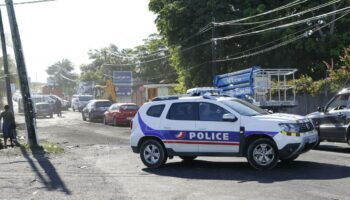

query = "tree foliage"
[
  {"left": 80, "top": 34, "right": 176, "bottom": 86},
  {"left": 46, "top": 59, "right": 78, "bottom": 96},
  {"left": 149, "top": 0, "right": 350, "bottom": 89},
  {"left": 291, "top": 46, "right": 350, "bottom": 95}
]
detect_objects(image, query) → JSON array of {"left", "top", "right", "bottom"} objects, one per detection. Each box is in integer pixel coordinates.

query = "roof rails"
[
  {"left": 151, "top": 94, "right": 233, "bottom": 102},
  {"left": 151, "top": 95, "right": 183, "bottom": 101}
]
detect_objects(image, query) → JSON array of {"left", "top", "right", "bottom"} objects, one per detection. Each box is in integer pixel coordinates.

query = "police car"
[{"left": 130, "top": 95, "right": 318, "bottom": 170}]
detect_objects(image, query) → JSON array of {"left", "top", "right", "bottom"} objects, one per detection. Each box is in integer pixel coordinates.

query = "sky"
[{"left": 0, "top": 0, "right": 158, "bottom": 83}]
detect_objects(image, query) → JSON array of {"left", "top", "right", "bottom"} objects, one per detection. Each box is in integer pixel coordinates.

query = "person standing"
[
  {"left": 0, "top": 105, "right": 15, "bottom": 148},
  {"left": 55, "top": 99, "right": 62, "bottom": 117}
]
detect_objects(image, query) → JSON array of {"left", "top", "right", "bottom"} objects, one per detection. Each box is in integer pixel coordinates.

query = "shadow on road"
[
  {"left": 315, "top": 145, "right": 350, "bottom": 154},
  {"left": 143, "top": 159, "right": 350, "bottom": 183},
  {"left": 19, "top": 145, "right": 71, "bottom": 195}
]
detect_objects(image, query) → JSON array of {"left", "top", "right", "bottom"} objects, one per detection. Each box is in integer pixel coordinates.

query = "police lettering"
[{"left": 189, "top": 132, "right": 229, "bottom": 141}]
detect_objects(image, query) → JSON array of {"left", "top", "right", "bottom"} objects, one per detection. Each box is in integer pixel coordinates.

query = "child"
[{"left": 0, "top": 105, "right": 15, "bottom": 148}]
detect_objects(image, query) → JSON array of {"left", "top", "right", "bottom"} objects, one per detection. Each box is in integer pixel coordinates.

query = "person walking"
[
  {"left": 55, "top": 99, "right": 62, "bottom": 117},
  {"left": 0, "top": 105, "right": 15, "bottom": 148}
]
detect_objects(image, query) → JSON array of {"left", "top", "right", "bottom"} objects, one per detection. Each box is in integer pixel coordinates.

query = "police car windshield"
[{"left": 222, "top": 99, "right": 268, "bottom": 116}]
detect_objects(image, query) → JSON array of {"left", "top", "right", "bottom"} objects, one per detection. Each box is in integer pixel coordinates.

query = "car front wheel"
[
  {"left": 140, "top": 139, "right": 167, "bottom": 168},
  {"left": 246, "top": 138, "right": 279, "bottom": 170}
]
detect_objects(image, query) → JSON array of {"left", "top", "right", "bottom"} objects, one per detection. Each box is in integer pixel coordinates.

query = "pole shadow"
[{"left": 19, "top": 144, "right": 71, "bottom": 195}]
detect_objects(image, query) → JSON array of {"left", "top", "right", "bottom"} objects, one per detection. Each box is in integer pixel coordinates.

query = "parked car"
[
  {"left": 18, "top": 95, "right": 55, "bottom": 113},
  {"left": 104, "top": 103, "right": 139, "bottom": 126},
  {"left": 307, "top": 88, "right": 350, "bottom": 146},
  {"left": 130, "top": 95, "right": 318, "bottom": 170},
  {"left": 82, "top": 100, "right": 112, "bottom": 122},
  {"left": 72, "top": 95, "right": 94, "bottom": 111},
  {"left": 35, "top": 102, "right": 54, "bottom": 118}
]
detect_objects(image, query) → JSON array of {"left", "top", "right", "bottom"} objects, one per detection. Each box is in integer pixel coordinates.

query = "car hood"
[
  {"left": 306, "top": 111, "right": 324, "bottom": 119},
  {"left": 251, "top": 113, "right": 307, "bottom": 123}
]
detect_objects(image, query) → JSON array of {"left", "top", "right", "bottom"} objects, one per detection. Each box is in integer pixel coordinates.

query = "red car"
[{"left": 104, "top": 103, "right": 139, "bottom": 126}]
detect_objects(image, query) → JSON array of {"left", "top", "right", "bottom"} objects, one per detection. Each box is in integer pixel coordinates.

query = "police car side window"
[
  {"left": 167, "top": 103, "right": 197, "bottom": 120},
  {"left": 147, "top": 105, "right": 165, "bottom": 117},
  {"left": 199, "top": 102, "right": 229, "bottom": 121}
]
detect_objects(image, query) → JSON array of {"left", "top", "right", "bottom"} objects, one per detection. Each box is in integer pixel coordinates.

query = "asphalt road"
[{"left": 2, "top": 110, "right": 350, "bottom": 200}]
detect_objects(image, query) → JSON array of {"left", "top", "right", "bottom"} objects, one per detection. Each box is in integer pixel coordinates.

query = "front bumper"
[
  {"left": 131, "top": 146, "right": 139, "bottom": 153},
  {"left": 279, "top": 134, "right": 318, "bottom": 159}
]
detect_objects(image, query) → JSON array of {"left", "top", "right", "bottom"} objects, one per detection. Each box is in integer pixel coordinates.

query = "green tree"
[
  {"left": 133, "top": 34, "right": 177, "bottom": 84},
  {"left": 149, "top": 0, "right": 350, "bottom": 89},
  {"left": 80, "top": 44, "right": 135, "bottom": 85},
  {"left": 46, "top": 59, "right": 78, "bottom": 96}
]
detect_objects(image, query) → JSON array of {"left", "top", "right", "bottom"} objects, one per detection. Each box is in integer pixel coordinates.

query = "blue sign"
[{"left": 113, "top": 71, "right": 132, "bottom": 85}]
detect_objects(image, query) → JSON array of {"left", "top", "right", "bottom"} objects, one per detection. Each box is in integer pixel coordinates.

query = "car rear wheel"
[
  {"left": 88, "top": 113, "right": 94, "bottom": 122},
  {"left": 179, "top": 156, "right": 197, "bottom": 162},
  {"left": 140, "top": 139, "right": 167, "bottom": 168},
  {"left": 113, "top": 118, "right": 118, "bottom": 126},
  {"left": 246, "top": 138, "right": 279, "bottom": 170}
]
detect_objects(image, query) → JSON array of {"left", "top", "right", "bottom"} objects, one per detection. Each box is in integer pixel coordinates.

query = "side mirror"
[
  {"left": 222, "top": 113, "right": 238, "bottom": 122},
  {"left": 317, "top": 106, "right": 325, "bottom": 112}
]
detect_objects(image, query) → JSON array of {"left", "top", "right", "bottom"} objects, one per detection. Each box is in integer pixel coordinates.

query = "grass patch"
[{"left": 21, "top": 141, "right": 64, "bottom": 154}]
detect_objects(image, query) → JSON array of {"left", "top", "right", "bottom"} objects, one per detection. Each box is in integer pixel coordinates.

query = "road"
[{"left": 1, "top": 110, "right": 350, "bottom": 200}]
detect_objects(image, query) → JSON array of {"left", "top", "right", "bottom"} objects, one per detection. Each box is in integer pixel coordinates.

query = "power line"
[
  {"left": 0, "top": 0, "right": 57, "bottom": 6},
  {"left": 214, "top": 11, "right": 350, "bottom": 63},
  {"left": 182, "top": 0, "right": 310, "bottom": 43},
  {"left": 102, "top": 6, "right": 350, "bottom": 68},
  {"left": 217, "top": 0, "right": 343, "bottom": 26},
  {"left": 145, "top": 10, "right": 350, "bottom": 81},
  {"left": 213, "top": 7, "right": 350, "bottom": 42}
]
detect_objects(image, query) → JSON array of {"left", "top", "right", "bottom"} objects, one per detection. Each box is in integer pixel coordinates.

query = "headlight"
[{"left": 279, "top": 123, "right": 300, "bottom": 133}]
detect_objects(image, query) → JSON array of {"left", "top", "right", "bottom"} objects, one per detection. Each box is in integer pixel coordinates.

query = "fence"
[{"left": 284, "top": 93, "right": 335, "bottom": 116}]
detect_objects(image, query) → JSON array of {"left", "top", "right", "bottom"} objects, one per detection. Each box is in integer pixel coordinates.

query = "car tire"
[
  {"left": 113, "top": 118, "right": 118, "bottom": 126},
  {"left": 88, "top": 113, "right": 94, "bottom": 122},
  {"left": 280, "top": 155, "right": 299, "bottom": 163},
  {"left": 140, "top": 139, "right": 167, "bottom": 168},
  {"left": 179, "top": 156, "right": 197, "bottom": 162},
  {"left": 50, "top": 114, "right": 53, "bottom": 118},
  {"left": 82, "top": 113, "right": 86, "bottom": 121},
  {"left": 73, "top": 108, "right": 75, "bottom": 112},
  {"left": 246, "top": 138, "right": 279, "bottom": 170}
]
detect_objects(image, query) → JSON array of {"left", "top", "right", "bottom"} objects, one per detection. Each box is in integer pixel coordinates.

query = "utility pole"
[
  {"left": 211, "top": 17, "right": 217, "bottom": 78},
  {"left": 0, "top": 7, "right": 14, "bottom": 114},
  {"left": 6, "top": 0, "right": 38, "bottom": 147}
]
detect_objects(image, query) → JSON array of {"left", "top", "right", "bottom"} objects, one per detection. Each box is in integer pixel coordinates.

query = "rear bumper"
[{"left": 91, "top": 113, "right": 105, "bottom": 119}]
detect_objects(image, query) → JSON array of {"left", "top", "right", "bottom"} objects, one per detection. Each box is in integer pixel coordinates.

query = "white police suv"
[{"left": 130, "top": 95, "right": 318, "bottom": 170}]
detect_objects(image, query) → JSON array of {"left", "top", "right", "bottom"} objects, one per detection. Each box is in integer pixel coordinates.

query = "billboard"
[
  {"left": 113, "top": 71, "right": 132, "bottom": 85},
  {"left": 113, "top": 71, "right": 132, "bottom": 96}
]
